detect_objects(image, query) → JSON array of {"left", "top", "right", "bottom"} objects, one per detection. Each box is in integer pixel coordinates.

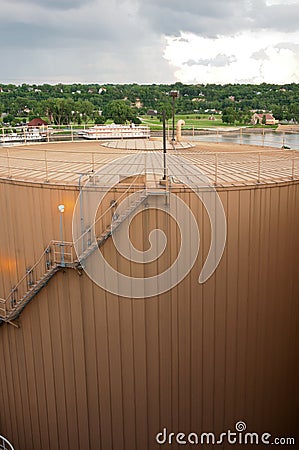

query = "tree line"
[{"left": 0, "top": 82, "right": 299, "bottom": 126}]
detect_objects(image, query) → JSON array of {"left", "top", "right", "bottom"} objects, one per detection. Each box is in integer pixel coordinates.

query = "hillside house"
[{"left": 251, "top": 113, "right": 276, "bottom": 125}]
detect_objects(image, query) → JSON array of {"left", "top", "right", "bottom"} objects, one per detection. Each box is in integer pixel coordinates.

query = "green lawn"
[{"left": 138, "top": 113, "right": 234, "bottom": 130}]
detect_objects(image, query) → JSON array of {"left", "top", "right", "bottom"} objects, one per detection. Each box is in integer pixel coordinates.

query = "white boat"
[
  {"left": 79, "top": 123, "right": 150, "bottom": 140},
  {"left": 0, "top": 128, "right": 46, "bottom": 144}
]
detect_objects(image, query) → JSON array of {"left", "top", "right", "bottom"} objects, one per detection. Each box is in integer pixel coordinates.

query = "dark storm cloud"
[
  {"left": 6, "top": 0, "right": 92, "bottom": 11},
  {"left": 140, "top": 0, "right": 251, "bottom": 37},
  {"left": 0, "top": 0, "right": 159, "bottom": 55},
  {"left": 141, "top": 0, "right": 242, "bottom": 18},
  {"left": 140, "top": 0, "right": 299, "bottom": 36},
  {"left": 0, "top": 0, "right": 144, "bottom": 45},
  {"left": 0, "top": 0, "right": 175, "bottom": 83},
  {"left": 0, "top": 18, "right": 132, "bottom": 48},
  {"left": 1, "top": 0, "right": 297, "bottom": 48},
  {"left": 254, "top": 3, "right": 299, "bottom": 33}
]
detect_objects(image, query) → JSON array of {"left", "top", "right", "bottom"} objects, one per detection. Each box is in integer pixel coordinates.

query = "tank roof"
[{"left": 0, "top": 140, "right": 298, "bottom": 188}]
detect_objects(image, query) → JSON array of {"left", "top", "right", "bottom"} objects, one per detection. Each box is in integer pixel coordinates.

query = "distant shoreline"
[{"left": 152, "top": 127, "right": 282, "bottom": 137}]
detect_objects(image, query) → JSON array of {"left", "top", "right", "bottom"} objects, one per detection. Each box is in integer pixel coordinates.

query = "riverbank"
[{"left": 276, "top": 124, "right": 299, "bottom": 133}]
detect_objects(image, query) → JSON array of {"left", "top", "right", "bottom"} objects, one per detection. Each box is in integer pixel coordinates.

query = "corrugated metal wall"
[{"left": 0, "top": 179, "right": 298, "bottom": 450}]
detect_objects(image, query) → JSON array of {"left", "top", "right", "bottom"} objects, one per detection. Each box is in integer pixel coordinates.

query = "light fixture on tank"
[{"left": 58, "top": 204, "right": 65, "bottom": 266}]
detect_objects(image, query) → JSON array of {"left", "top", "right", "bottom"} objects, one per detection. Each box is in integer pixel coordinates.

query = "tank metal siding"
[{"left": 0, "top": 181, "right": 298, "bottom": 449}]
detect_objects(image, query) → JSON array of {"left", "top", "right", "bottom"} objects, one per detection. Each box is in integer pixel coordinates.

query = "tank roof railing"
[{"left": 0, "top": 147, "right": 298, "bottom": 187}]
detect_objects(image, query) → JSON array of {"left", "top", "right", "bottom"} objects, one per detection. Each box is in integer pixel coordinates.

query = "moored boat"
[
  {"left": 79, "top": 123, "right": 150, "bottom": 140},
  {"left": 0, "top": 128, "right": 46, "bottom": 144}
]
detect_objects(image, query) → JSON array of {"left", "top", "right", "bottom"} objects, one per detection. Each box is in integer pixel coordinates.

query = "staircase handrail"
[
  {"left": 74, "top": 171, "right": 147, "bottom": 248},
  {"left": 7, "top": 242, "right": 53, "bottom": 297}
]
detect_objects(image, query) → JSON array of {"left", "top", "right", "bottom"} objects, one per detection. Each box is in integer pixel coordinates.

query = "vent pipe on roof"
[{"left": 176, "top": 120, "right": 185, "bottom": 142}]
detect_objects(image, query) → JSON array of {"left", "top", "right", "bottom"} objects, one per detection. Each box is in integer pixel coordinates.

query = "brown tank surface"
[{"left": 0, "top": 139, "right": 298, "bottom": 450}]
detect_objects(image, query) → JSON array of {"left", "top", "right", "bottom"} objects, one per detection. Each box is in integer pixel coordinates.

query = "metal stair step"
[{"left": 7, "top": 268, "right": 61, "bottom": 319}]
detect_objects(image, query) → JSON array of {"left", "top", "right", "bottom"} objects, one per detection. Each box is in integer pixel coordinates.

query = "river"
[{"left": 187, "top": 130, "right": 299, "bottom": 150}]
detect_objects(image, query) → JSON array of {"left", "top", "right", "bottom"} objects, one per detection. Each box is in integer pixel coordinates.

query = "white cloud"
[
  {"left": 184, "top": 54, "right": 237, "bottom": 67},
  {"left": 164, "top": 30, "right": 299, "bottom": 84},
  {"left": 251, "top": 49, "right": 270, "bottom": 61}
]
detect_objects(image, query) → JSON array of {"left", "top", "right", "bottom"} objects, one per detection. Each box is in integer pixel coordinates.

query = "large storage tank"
[{"left": 0, "top": 140, "right": 298, "bottom": 449}]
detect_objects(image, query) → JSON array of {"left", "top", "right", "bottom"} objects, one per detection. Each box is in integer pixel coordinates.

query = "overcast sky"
[{"left": 1, "top": 0, "right": 299, "bottom": 84}]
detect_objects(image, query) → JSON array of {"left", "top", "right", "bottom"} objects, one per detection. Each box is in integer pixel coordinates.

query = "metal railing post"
[
  {"left": 215, "top": 153, "right": 218, "bottom": 185},
  {"left": 291, "top": 151, "right": 295, "bottom": 180},
  {"left": 45, "top": 150, "right": 49, "bottom": 182},
  {"left": 257, "top": 152, "right": 261, "bottom": 183},
  {"left": 6, "top": 147, "right": 11, "bottom": 178},
  {"left": 45, "top": 246, "right": 51, "bottom": 270}
]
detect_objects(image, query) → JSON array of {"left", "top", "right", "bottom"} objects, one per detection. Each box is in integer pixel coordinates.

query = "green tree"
[
  {"left": 271, "top": 106, "right": 283, "bottom": 121},
  {"left": 289, "top": 104, "right": 299, "bottom": 123},
  {"left": 3, "top": 114, "right": 14, "bottom": 124},
  {"left": 157, "top": 101, "right": 172, "bottom": 121},
  {"left": 76, "top": 100, "right": 94, "bottom": 124},
  {"left": 221, "top": 107, "right": 238, "bottom": 125},
  {"left": 104, "top": 100, "right": 135, "bottom": 124},
  {"left": 94, "top": 115, "right": 106, "bottom": 125},
  {"left": 238, "top": 109, "right": 251, "bottom": 125},
  {"left": 132, "top": 116, "right": 141, "bottom": 124},
  {"left": 51, "top": 98, "right": 74, "bottom": 125}
]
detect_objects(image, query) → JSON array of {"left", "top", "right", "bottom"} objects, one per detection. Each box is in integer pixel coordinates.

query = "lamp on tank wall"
[{"left": 58, "top": 204, "right": 65, "bottom": 266}]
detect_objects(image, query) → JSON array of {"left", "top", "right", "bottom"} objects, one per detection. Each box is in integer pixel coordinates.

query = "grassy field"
[{"left": 138, "top": 113, "right": 230, "bottom": 130}]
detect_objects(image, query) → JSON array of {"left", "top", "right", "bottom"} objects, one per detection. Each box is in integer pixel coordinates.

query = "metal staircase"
[
  {"left": 0, "top": 191, "right": 152, "bottom": 323},
  {"left": 78, "top": 191, "right": 148, "bottom": 266}
]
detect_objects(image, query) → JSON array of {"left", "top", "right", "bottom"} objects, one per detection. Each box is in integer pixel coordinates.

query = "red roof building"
[
  {"left": 251, "top": 113, "right": 276, "bottom": 125},
  {"left": 27, "top": 117, "right": 47, "bottom": 127}
]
